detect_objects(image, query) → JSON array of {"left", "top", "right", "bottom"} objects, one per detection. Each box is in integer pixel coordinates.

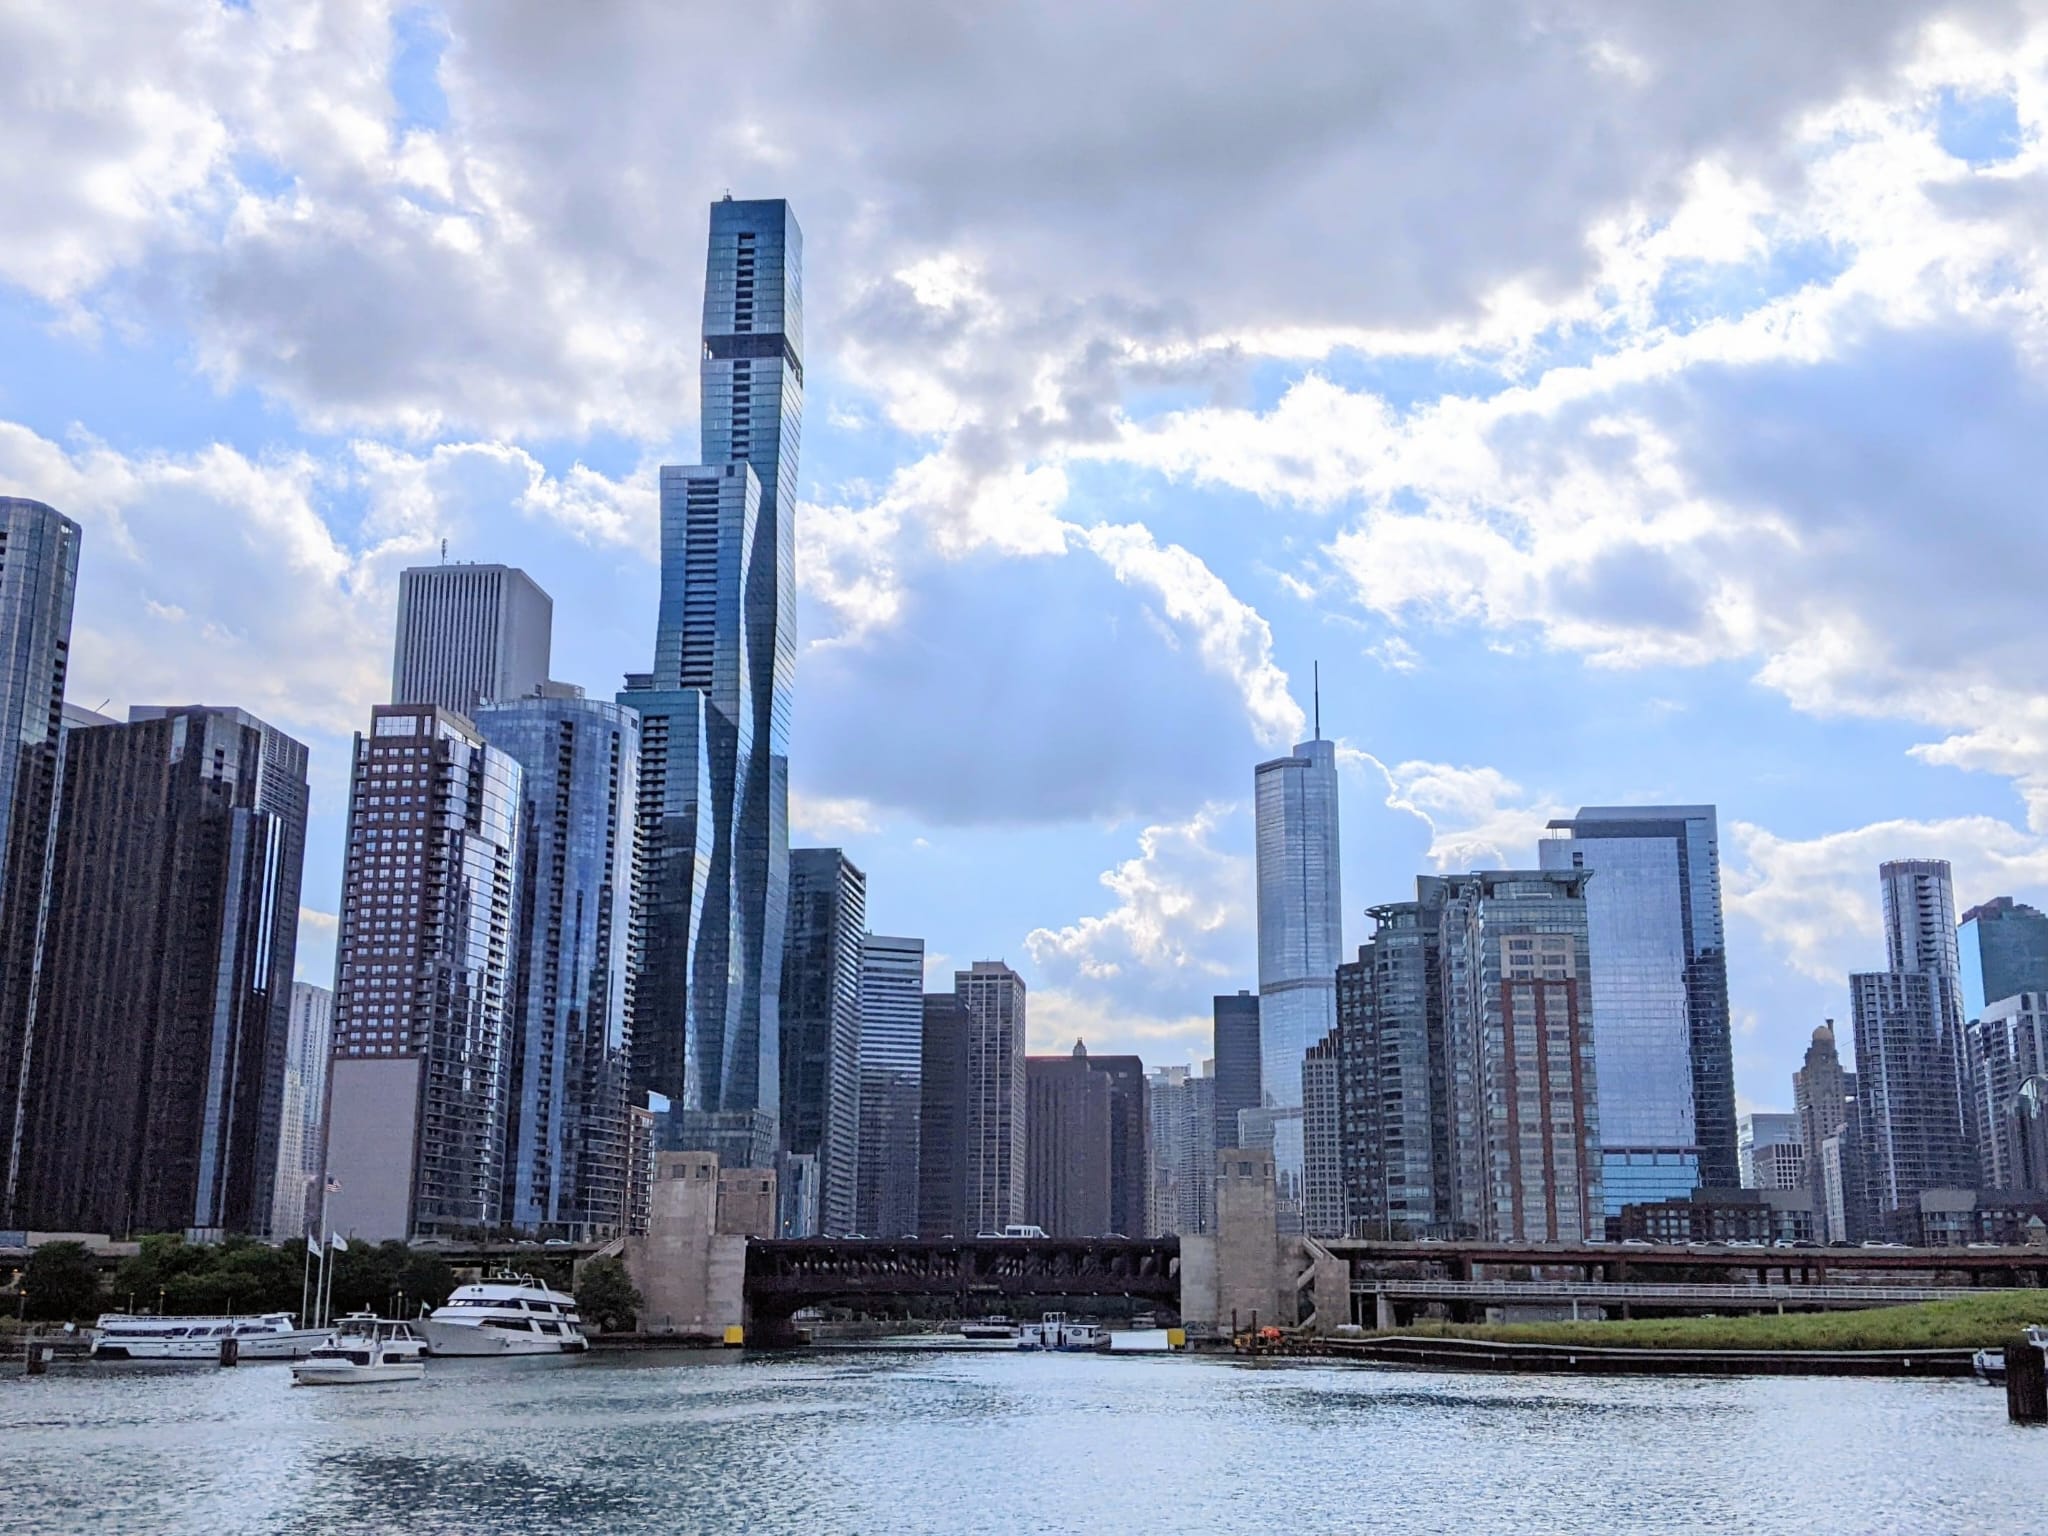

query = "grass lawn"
[{"left": 1389, "top": 1292, "right": 2048, "bottom": 1351}]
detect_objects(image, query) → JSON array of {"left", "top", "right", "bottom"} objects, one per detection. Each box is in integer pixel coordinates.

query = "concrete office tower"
[
  {"left": 1540, "top": 805, "right": 1736, "bottom": 1207},
  {"left": 391, "top": 563, "right": 552, "bottom": 719},
  {"left": 857, "top": 934, "right": 925, "bottom": 1239},
  {"left": 1253, "top": 734, "right": 1342, "bottom": 1200},
  {"left": 1147, "top": 1064, "right": 1216, "bottom": 1236},
  {"left": 271, "top": 983, "right": 335, "bottom": 1240},
  {"left": 1025, "top": 1043, "right": 1112, "bottom": 1236},
  {"left": 1082, "top": 1050, "right": 1149, "bottom": 1238},
  {"left": 1793, "top": 1023, "right": 1858, "bottom": 1238},
  {"left": 1958, "top": 898, "right": 2048, "bottom": 1024},
  {"left": 0, "top": 497, "right": 80, "bottom": 1225},
  {"left": 1440, "top": 871, "right": 1602, "bottom": 1244},
  {"left": 916, "top": 993, "right": 974, "bottom": 1237},
  {"left": 1212, "top": 991, "right": 1262, "bottom": 1150},
  {"left": 1336, "top": 887, "right": 1453, "bottom": 1239},
  {"left": 780, "top": 849, "right": 866, "bottom": 1237},
  {"left": 324, "top": 705, "right": 521, "bottom": 1242},
  {"left": 1739, "top": 1113, "right": 1805, "bottom": 1191},
  {"left": 1301, "top": 1031, "right": 1344, "bottom": 1238},
  {"left": 13, "top": 706, "right": 308, "bottom": 1237},
  {"left": 956, "top": 961, "right": 1027, "bottom": 1233},
  {"left": 1966, "top": 994, "right": 2048, "bottom": 1190},
  {"left": 477, "top": 696, "right": 640, "bottom": 1241}
]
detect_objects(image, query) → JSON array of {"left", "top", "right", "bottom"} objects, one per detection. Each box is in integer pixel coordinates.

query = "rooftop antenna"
[
  {"left": 440, "top": 537, "right": 448, "bottom": 565},
  {"left": 1313, "top": 660, "right": 1321, "bottom": 741}
]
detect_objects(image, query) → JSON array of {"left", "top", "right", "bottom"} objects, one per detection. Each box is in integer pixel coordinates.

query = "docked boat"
[
  {"left": 292, "top": 1327, "right": 425, "bottom": 1387},
  {"left": 90, "top": 1311, "right": 327, "bottom": 1361},
  {"left": 1974, "top": 1347, "right": 2007, "bottom": 1385},
  {"left": 416, "top": 1273, "right": 589, "bottom": 1357},
  {"left": 1016, "top": 1313, "right": 1111, "bottom": 1353},
  {"left": 329, "top": 1312, "right": 428, "bottom": 1360},
  {"left": 959, "top": 1316, "right": 1017, "bottom": 1341}
]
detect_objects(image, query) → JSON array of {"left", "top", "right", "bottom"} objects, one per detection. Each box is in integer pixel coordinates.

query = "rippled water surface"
[{"left": 5, "top": 1341, "right": 2043, "bottom": 1534}]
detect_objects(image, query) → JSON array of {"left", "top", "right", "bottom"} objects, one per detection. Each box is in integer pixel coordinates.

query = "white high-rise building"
[
  {"left": 956, "top": 961, "right": 1027, "bottom": 1233},
  {"left": 1856, "top": 859, "right": 1977, "bottom": 1227},
  {"left": 857, "top": 934, "right": 925, "bottom": 1238},
  {"left": 391, "top": 563, "right": 553, "bottom": 720},
  {"left": 270, "top": 983, "right": 334, "bottom": 1239},
  {"left": 1253, "top": 731, "right": 1342, "bottom": 1203}
]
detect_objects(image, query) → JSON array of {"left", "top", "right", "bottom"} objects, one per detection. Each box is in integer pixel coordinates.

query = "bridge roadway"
[
  {"left": 742, "top": 1236, "right": 1181, "bottom": 1321},
  {"left": 1327, "top": 1238, "right": 2048, "bottom": 1286}
]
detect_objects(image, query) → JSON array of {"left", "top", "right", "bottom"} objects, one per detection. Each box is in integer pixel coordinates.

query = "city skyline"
[{"left": 8, "top": 11, "right": 2048, "bottom": 1121}]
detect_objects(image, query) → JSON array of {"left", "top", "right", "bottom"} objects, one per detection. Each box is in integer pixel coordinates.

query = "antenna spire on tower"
[{"left": 1313, "top": 660, "right": 1321, "bottom": 741}]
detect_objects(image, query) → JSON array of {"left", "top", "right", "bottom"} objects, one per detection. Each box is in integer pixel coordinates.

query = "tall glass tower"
[
  {"left": 1253, "top": 733, "right": 1342, "bottom": 1203},
  {"left": 624, "top": 197, "right": 801, "bottom": 1167},
  {"left": 1540, "top": 805, "right": 1737, "bottom": 1207},
  {"left": 477, "top": 693, "right": 640, "bottom": 1240},
  {"left": 0, "top": 497, "right": 81, "bottom": 1227}
]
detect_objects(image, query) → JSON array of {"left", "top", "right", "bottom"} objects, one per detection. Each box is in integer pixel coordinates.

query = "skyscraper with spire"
[
  {"left": 1252, "top": 666, "right": 1342, "bottom": 1208},
  {"left": 622, "top": 198, "right": 802, "bottom": 1165}
]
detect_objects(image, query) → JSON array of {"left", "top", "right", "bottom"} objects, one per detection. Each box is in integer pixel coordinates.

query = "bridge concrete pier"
[
  {"left": 624, "top": 1151, "right": 776, "bottom": 1342},
  {"left": 1178, "top": 1149, "right": 1348, "bottom": 1337}
]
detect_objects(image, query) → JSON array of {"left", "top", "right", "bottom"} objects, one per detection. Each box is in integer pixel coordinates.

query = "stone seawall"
[{"left": 1289, "top": 1334, "right": 1977, "bottom": 1377}]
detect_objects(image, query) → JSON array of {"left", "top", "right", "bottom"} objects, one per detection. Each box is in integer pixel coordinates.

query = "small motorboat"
[
  {"left": 291, "top": 1320, "right": 427, "bottom": 1387},
  {"left": 959, "top": 1316, "right": 1017, "bottom": 1341},
  {"left": 1016, "top": 1313, "right": 1111, "bottom": 1353},
  {"left": 1973, "top": 1347, "right": 2006, "bottom": 1385}
]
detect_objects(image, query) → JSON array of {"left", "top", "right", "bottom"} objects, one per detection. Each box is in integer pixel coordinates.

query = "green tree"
[
  {"left": 328, "top": 1242, "right": 455, "bottom": 1319},
  {"left": 575, "top": 1257, "right": 641, "bottom": 1333},
  {"left": 23, "top": 1242, "right": 103, "bottom": 1322},
  {"left": 108, "top": 1233, "right": 308, "bottom": 1316}
]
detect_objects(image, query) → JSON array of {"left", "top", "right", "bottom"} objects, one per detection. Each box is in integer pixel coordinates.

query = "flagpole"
[
  {"left": 320, "top": 1237, "right": 335, "bottom": 1330},
  {"left": 300, "top": 1238, "right": 313, "bottom": 1327}
]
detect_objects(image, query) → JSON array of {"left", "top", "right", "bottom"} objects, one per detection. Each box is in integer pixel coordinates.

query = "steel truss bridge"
[{"left": 743, "top": 1237, "right": 1180, "bottom": 1322}]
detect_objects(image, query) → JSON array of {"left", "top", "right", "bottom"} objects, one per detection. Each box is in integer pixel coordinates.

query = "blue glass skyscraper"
[
  {"left": 477, "top": 693, "right": 640, "bottom": 1240},
  {"left": 1254, "top": 734, "right": 1342, "bottom": 1206},
  {"left": 1540, "top": 805, "right": 1737, "bottom": 1207},
  {"left": 624, "top": 197, "right": 801, "bottom": 1166},
  {"left": 0, "top": 497, "right": 80, "bottom": 1227}
]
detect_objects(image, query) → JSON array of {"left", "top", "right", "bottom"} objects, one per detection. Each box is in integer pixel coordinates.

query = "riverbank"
[
  {"left": 1387, "top": 1290, "right": 2047, "bottom": 1352},
  {"left": 1251, "top": 1293, "right": 2045, "bottom": 1376}
]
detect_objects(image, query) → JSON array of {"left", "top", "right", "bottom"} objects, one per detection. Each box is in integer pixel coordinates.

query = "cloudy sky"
[{"left": 8, "top": 1, "right": 2048, "bottom": 1114}]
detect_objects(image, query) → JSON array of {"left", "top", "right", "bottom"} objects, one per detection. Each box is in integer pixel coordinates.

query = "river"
[{"left": 4, "top": 1339, "right": 2042, "bottom": 1534}]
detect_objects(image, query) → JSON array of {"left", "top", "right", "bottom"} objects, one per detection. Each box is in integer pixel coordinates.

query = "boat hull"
[
  {"left": 292, "top": 1362, "right": 424, "bottom": 1386},
  {"left": 417, "top": 1321, "right": 589, "bottom": 1357},
  {"left": 92, "top": 1330, "right": 327, "bottom": 1362}
]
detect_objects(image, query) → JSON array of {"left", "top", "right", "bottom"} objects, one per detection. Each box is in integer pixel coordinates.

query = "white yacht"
[
  {"left": 90, "top": 1312, "right": 328, "bottom": 1361},
  {"left": 292, "top": 1321, "right": 426, "bottom": 1387},
  {"left": 417, "top": 1274, "right": 589, "bottom": 1357},
  {"left": 327, "top": 1312, "right": 428, "bottom": 1361},
  {"left": 959, "top": 1315, "right": 1018, "bottom": 1341},
  {"left": 1016, "top": 1313, "right": 1111, "bottom": 1353}
]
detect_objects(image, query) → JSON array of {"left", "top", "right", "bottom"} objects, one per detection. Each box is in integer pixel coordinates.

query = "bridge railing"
[{"left": 1357, "top": 1279, "right": 2020, "bottom": 1304}]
